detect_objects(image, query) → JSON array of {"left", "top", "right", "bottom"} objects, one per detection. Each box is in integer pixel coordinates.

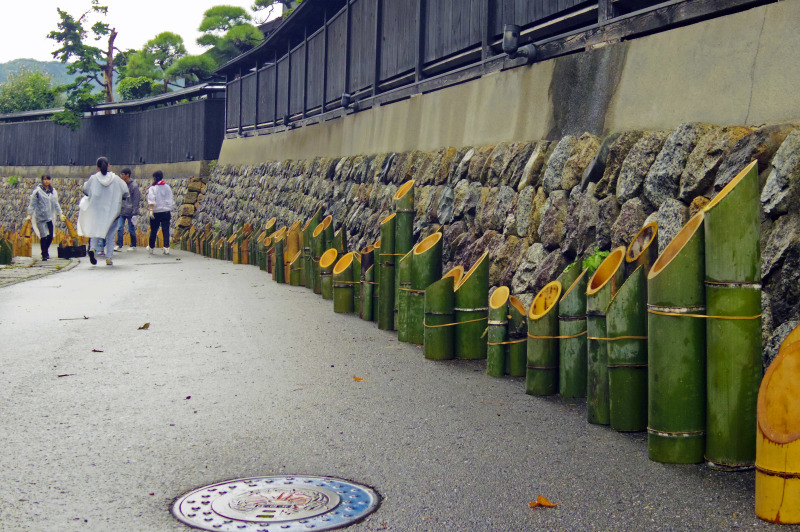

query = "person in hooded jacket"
[
  {"left": 146, "top": 170, "right": 175, "bottom": 255},
  {"left": 114, "top": 168, "right": 141, "bottom": 251},
  {"left": 25, "top": 174, "right": 65, "bottom": 261},
  {"left": 77, "top": 157, "right": 129, "bottom": 266}
]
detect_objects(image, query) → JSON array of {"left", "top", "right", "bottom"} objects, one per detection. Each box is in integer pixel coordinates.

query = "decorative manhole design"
[{"left": 172, "top": 476, "right": 379, "bottom": 531}]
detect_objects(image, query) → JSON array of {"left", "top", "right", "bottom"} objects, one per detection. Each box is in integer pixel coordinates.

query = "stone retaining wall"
[{"left": 193, "top": 123, "right": 800, "bottom": 367}]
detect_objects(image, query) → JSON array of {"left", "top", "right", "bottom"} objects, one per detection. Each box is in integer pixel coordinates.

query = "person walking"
[
  {"left": 114, "top": 168, "right": 141, "bottom": 251},
  {"left": 146, "top": 170, "right": 175, "bottom": 255},
  {"left": 77, "top": 157, "right": 129, "bottom": 267},
  {"left": 25, "top": 174, "right": 65, "bottom": 261}
]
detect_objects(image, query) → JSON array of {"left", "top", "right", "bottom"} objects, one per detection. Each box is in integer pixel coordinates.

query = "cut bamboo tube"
[
  {"left": 333, "top": 223, "right": 347, "bottom": 254},
  {"left": 647, "top": 212, "right": 706, "bottom": 463},
  {"left": 304, "top": 209, "right": 322, "bottom": 289},
  {"left": 703, "top": 160, "right": 761, "bottom": 470},
  {"left": 319, "top": 248, "right": 338, "bottom": 300},
  {"left": 397, "top": 251, "right": 412, "bottom": 342},
  {"left": 394, "top": 180, "right": 415, "bottom": 256},
  {"left": 274, "top": 237, "right": 286, "bottom": 284},
  {"left": 487, "top": 286, "right": 510, "bottom": 377},
  {"left": 557, "top": 263, "right": 582, "bottom": 297},
  {"left": 289, "top": 250, "right": 303, "bottom": 286},
  {"left": 755, "top": 336, "right": 800, "bottom": 524},
  {"left": 333, "top": 252, "right": 355, "bottom": 313},
  {"left": 506, "top": 296, "right": 528, "bottom": 377},
  {"left": 353, "top": 252, "right": 361, "bottom": 315},
  {"left": 285, "top": 221, "right": 301, "bottom": 280},
  {"left": 559, "top": 269, "right": 589, "bottom": 398},
  {"left": 607, "top": 265, "right": 648, "bottom": 432},
  {"left": 423, "top": 270, "right": 459, "bottom": 360},
  {"left": 301, "top": 219, "right": 312, "bottom": 287},
  {"left": 625, "top": 222, "right": 658, "bottom": 277},
  {"left": 527, "top": 281, "right": 562, "bottom": 395},
  {"left": 378, "top": 214, "right": 396, "bottom": 331},
  {"left": 455, "top": 252, "right": 489, "bottom": 360},
  {"left": 372, "top": 239, "right": 381, "bottom": 323},
  {"left": 322, "top": 215, "right": 334, "bottom": 251},
  {"left": 360, "top": 245, "right": 375, "bottom": 321},
  {"left": 264, "top": 217, "right": 277, "bottom": 236},
  {"left": 586, "top": 246, "right": 626, "bottom": 425},
  {"left": 312, "top": 222, "right": 326, "bottom": 295},
  {"left": 409, "top": 232, "right": 443, "bottom": 345}
]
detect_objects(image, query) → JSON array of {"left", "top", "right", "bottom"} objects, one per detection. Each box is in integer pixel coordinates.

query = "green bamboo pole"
[
  {"left": 557, "top": 263, "right": 583, "bottom": 297},
  {"left": 285, "top": 221, "right": 301, "bottom": 282},
  {"left": 312, "top": 222, "right": 325, "bottom": 295},
  {"left": 274, "top": 236, "right": 286, "bottom": 284},
  {"left": 378, "top": 214, "right": 396, "bottom": 331},
  {"left": 626, "top": 222, "right": 658, "bottom": 278},
  {"left": 322, "top": 215, "right": 334, "bottom": 252},
  {"left": 703, "top": 159, "right": 761, "bottom": 470},
  {"left": 526, "top": 281, "right": 562, "bottom": 395},
  {"left": 300, "top": 219, "right": 312, "bottom": 287},
  {"left": 289, "top": 251, "right": 303, "bottom": 286},
  {"left": 559, "top": 268, "right": 589, "bottom": 398},
  {"left": 397, "top": 251, "right": 413, "bottom": 342},
  {"left": 506, "top": 296, "right": 528, "bottom": 377},
  {"left": 352, "top": 252, "right": 361, "bottom": 315},
  {"left": 586, "top": 246, "right": 626, "bottom": 425},
  {"left": 647, "top": 212, "right": 706, "bottom": 463},
  {"left": 487, "top": 286, "right": 510, "bottom": 377},
  {"left": 409, "top": 232, "right": 443, "bottom": 345},
  {"left": 319, "top": 248, "right": 338, "bottom": 300},
  {"left": 360, "top": 245, "right": 375, "bottom": 321},
  {"left": 305, "top": 209, "right": 323, "bottom": 290},
  {"left": 333, "top": 251, "right": 355, "bottom": 313},
  {"left": 372, "top": 239, "right": 381, "bottom": 323},
  {"left": 606, "top": 265, "right": 648, "bottom": 432},
  {"left": 423, "top": 272, "right": 458, "bottom": 360},
  {"left": 333, "top": 223, "right": 348, "bottom": 254},
  {"left": 271, "top": 227, "right": 286, "bottom": 280},
  {"left": 394, "top": 181, "right": 415, "bottom": 330},
  {"left": 455, "top": 252, "right": 489, "bottom": 360}
]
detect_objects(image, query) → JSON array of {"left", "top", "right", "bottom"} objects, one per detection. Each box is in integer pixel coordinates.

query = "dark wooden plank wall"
[
  {"left": 241, "top": 72, "right": 257, "bottom": 128},
  {"left": 306, "top": 28, "right": 326, "bottom": 111},
  {"left": 226, "top": 78, "right": 241, "bottom": 131},
  {"left": 290, "top": 42, "right": 307, "bottom": 115},
  {"left": 348, "top": 0, "right": 377, "bottom": 93},
  {"left": 326, "top": 9, "right": 348, "bottom": 104},
  {"left": 0, "top": 99, "right": 225, "bottom": 166},
  {"left": 424, "top": 0, "right": 484, "bottom": 62},
  {"left": 276, "top": 54, "right": 290, "bottom": 119},
  {"left": 381, "top": 0, "right": 417, "bottom": 80},
  {"left": 257, "top": 64, "right": 277, "bottom": 125}
]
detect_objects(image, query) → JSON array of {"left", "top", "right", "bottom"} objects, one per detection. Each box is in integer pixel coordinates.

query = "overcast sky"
[{"left": 0, "top": 1, "right": 281, "bottom": 64}]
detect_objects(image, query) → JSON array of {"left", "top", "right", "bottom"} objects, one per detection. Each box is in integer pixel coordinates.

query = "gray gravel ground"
[{"left": 0, "top": 249, "right": 792, "bottom": 531}]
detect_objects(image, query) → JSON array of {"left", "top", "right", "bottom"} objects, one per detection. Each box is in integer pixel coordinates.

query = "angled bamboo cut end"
[
  {"left": 333, "top": 252, "right": 354, "bottom": 275},
  {"left": 529, "top": 281, "right": 562, "bottom": 320},
  {"left": 490, "top": 286, "right": 510, "bottom": 309},
  {"left": 381, "top": 213, "right": 396, "bottom": 225},
  {"left": 648, "top": 212, "right": 704, "bottom": 280},
  {"left": 456, "top": 251, "right": 489, "bottom": 291},
  {"left": 288, "top": 220, "right": 301, "bottom": 233},
  {"left": 361, "top": 244, "right": 374, "bottom": 254},
  {"left": 587, "top": 247, "right": 626, "bottom": 295},
  {"left": 312, "top": 221, "right": 326, "bottom": 238},
  {"left": 394, "top": 180, "right": 415, "bottom": 201},
  {"left": 320, "top": 248, "right": 338, "bottom": 269},
  {"left": 413, "top": 232, "right": 442, "bottom": 255},
  {"left": 265, "top": 217, "right": 277, "bottom": 233},
  {"left": 758, "top": 339, "right": 800, "bottom": 445},
  {"left": 561, "top": 268, "right": 589, "bottom": 302},
  {"left": 705, "top": 159, "right": 758, "bottom": 213},
  {"left": 321, "top": 215, "right": 333, "bottom": 230},
  {"left": 509, "top": 295, "right": 526, "bottom": 316},
  {"left": 302, "top": 218, "right": 313, "bottom": 231},
  {"left": 374, "top": 238, "right": 381, "bottom": 249},
  {"left": 443, "top": 265, "right": 465, "bottom": 288},
  {"left": 626, "top": 222, "right": 658, "bottom": 263},
  {"left": 289, "top": 250, "right": 302, "bottom": 264}
]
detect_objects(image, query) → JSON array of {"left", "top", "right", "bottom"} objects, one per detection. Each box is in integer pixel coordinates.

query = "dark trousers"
[
  {"left": 148, "top": 212, "right": 171, "bottom": 249},
  {"left": 40, "top": 220, "right": 54, "bottom": 259},
  {"left": 116, "top": 215, "right": 137, "bottom": 247}
]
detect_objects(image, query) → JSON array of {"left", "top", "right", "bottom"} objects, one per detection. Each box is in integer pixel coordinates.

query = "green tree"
[
  {"left": 47, "top": 0, "right": 121, "bottom": 129},
  {"left": 165, "top": 54, "right": 218, "bottom": 86},
  {"left": 0, "top": 69, "right": 56, "bottom": 114},
  {"left": 117, "top": 76, "right": 159, "bottom": 101},
  {"left": 197, "top": 6, "right": 264, "bottom": 65},
  {"left": 252, "top": 0, "right": 302, "bottom": 19},
  {"left": 123, "top": 32, "right": 187, "bottom": 94}
]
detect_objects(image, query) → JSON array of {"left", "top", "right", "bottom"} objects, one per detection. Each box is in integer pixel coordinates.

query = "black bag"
[{"left": 57, "top": 244, "right": 87, "bottom": 259}]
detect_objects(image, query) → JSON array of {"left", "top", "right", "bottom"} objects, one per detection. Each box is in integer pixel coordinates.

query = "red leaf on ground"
[{"left": 529, "top": 495, "right": 560, "bottom": 508}]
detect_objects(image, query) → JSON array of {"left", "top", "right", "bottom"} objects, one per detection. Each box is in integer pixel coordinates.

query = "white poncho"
[{"left": 77, "top": 171, "right": 129, "bottom": 238}]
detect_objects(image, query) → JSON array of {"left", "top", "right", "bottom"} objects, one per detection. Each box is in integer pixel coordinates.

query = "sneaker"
[
  {"left": 98, "top": 251, "right": 105, "bottom": 257},
  {"left": 113, "top": 245, "right": 121, "bottom": 251},
  {"left": 146, "top": 246, "right": 153, "bottom": 255},
  {"left": 163, "top": 247, "right": 170, "bottom": 255},
  {"left": 127, "top": 246, "right": 136, "bottom": 251},
  {"left": 106, "top": 258, "right": 113, "bottom": 266},
  {"left": 88, "top": 249, "right": 97, "bottom": 265}
]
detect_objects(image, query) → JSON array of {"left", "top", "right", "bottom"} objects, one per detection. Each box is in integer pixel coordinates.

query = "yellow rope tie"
[
  {"left": 647, "top": 309, "right": 762, "bottom": 320},
  {"left": 423, "top": 316, "right": 489, "bottom": 328},
  {"left": 399, "top": 288, "right": 425, "bottom": 294},
  {"left": 486, "top": 338, "right": 527, "bottom": 346},
  {"left": 588, "top": 335, "right": 648, "bottom": 341},
  {"left": 527, "top": 330, "right": 587, "bottom": 340}
]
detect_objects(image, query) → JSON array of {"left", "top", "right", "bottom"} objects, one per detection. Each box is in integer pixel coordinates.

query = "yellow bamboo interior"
[
  {"left": 312, "top": 222, "right": 325, "bottom": 238},
  {"left": 626, "top": 222, "right": 658, "bottom": 263},
  {"left": 265, "top": 217, "right": 276, "bottom": 233},
  {"left": 704, "top": 160, "right": 758, "bottom": 213},
  {"left": 529, "top": 281, "right": 562, "bottom": 320},
  {"left": 289, "top": 250, "right": 302, "bottom": 265},
  {"left": 394, "top": 180, "right": 415, "bottom": 200},
  {"left": 781, "top": 327, "right": 800, "bottom": 351},
  {"left": 333, "top": 252, "right": 354, "bottom": 275},
  {"left": 321, "top": 215, "right": 332, "bottom": 230},
  {"left": 413, "top": 232, "right": 442, "bottom": 255},
  {"left": 361, "top": 244, "right": 374, "bottom": 254},
  {"left": 443, "top": 265, "right": 464, "bottom": 288},
  {"left": 587, "top": 247, "right": 625, "bottom": 295},
  {"left": 456, "top": 251, "right": 488, "bottom": 291},
  {"left": 381, "top": 213, "right": 396, "bottom": 225},
  {"left": 561, "top": 268, "right": 589, "bottom": 302},
  {"left": 647, "top": 212, "right": 704, "bottom": 280},
  {"left": 320, "top": 249, "right": 338, "bottom": 269},
  {"left": 509, "top": 295, "right": 526, "bottom": 316},
  {"left": 490, "top": 286, "right": 510, "bottom": 309}
]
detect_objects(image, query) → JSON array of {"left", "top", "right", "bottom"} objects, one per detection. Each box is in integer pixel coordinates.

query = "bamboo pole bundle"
[
  {"left": 647, "top": 212, "right": 706, "bottom": 463},
  {"left": 378, "top": 214, "right": 396, "bottom": 331},
  {"left": 487, "top": 286, "right": 510, "bottom": 377},
  {"left": 312, "top": 222, "right": 325, "bottom": 294},
  {"left": 353, "top": 251, "right": 361, "bottom": 315},
  {"left": 559, "top": 269, "right": 589, "bottom": 398},
  {"left": 703, "top": 160, "right": 762, "bottom": 470},
  {"left": 755, "top": 334, "right": 800, "bottom": 524},
  {"left": 527, "top": 281, "right": 562, "bottom": 395},
  {"left": 625, "top": 222, "right": 658, "bottom": 277},
  {"left": 319, "top": 248, "right": 338, "bottom": 300},
  {"left": 274, "top": 237, "right": 286, "bottom": 284},
  {"left": 372, "top": 239, "right": 381, "bottom": 323},
  {"left": 360, "top": 245, "right": 375, "bottom": 321},
  {"left": 455, "top": 252, "right": 489, "bottom": 360},
  {"left": 289, "top": 251, "right": 303, "bottom": 286},
  {"left": 408, "top": 232, "right": 443, "bottom": 345},
  {"left": 333, "top": 251, "right": 355, "bottom": 313},
  {"left": 606, "top": 265, "right": 648, "bottom": 432},
  {"left": 586, "top": 247, "right": 626, "bottom": 424},
  {"left": 506, "top": 296, "right": 528, "bottom": 377},
  {"left": 397, "top": 251, "right": 413, "bottom": 342},
  {"left": 423, "top": 267, "right": 463, "bottom": 360}
]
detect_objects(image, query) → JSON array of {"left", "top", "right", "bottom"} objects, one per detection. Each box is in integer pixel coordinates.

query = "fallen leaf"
[
  {"left": 528, "top": 495, "right": 559, "bottom": 508},
  {"left": 91, "top": 349, "right": 103, "bottom": 353},
  {"left": 185, "top": 396, "right": 191, "bottom": 400},
  {"left": 353, "top": 376, "right": 364, "bottom": 382},
  {"left": 138, "top": 322, "right": 150, "bottom": 330}
]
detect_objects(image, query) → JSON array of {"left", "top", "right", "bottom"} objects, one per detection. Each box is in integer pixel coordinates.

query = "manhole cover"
[{"left": 172, "top": 476, "right": 379, "bottom": 531}]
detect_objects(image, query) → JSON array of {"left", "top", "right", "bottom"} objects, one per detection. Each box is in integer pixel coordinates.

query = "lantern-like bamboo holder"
[
  {"left": 319, "top": 248, "right": 338, "bottom": 300},
  {"left": 527, "top": 281, "right": 562, "bottom": 395},
  {"left": 333, "top": 252, "right": 355, "bottom": 313},
  {"left": 423, "top": 266, "right": 462, "bottom": 360},
  {"left": 289, "top": 250, "right": 303, "bottom": 286},
  {"left": 559, "top": 268, "right": 589, "bottom": 398},
  {"left": 487, "top": 286, "right": 510, "bottom": 377},
  {"left": 408, "top": 232, "right": 443, "bottom": 345},
  {"left": 455, "top": 252, "right": 489, "bottom": 360},
  {"left": 625, "top": 222, "right": 658, "bottom": 277}
]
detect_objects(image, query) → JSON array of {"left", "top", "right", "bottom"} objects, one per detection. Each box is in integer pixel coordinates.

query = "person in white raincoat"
[
  {"left": 77, "top": 157, "right": 129, "bottom": 266},
  {"left": 25, "top": 174, "right": 65, "bottom": 261}
]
